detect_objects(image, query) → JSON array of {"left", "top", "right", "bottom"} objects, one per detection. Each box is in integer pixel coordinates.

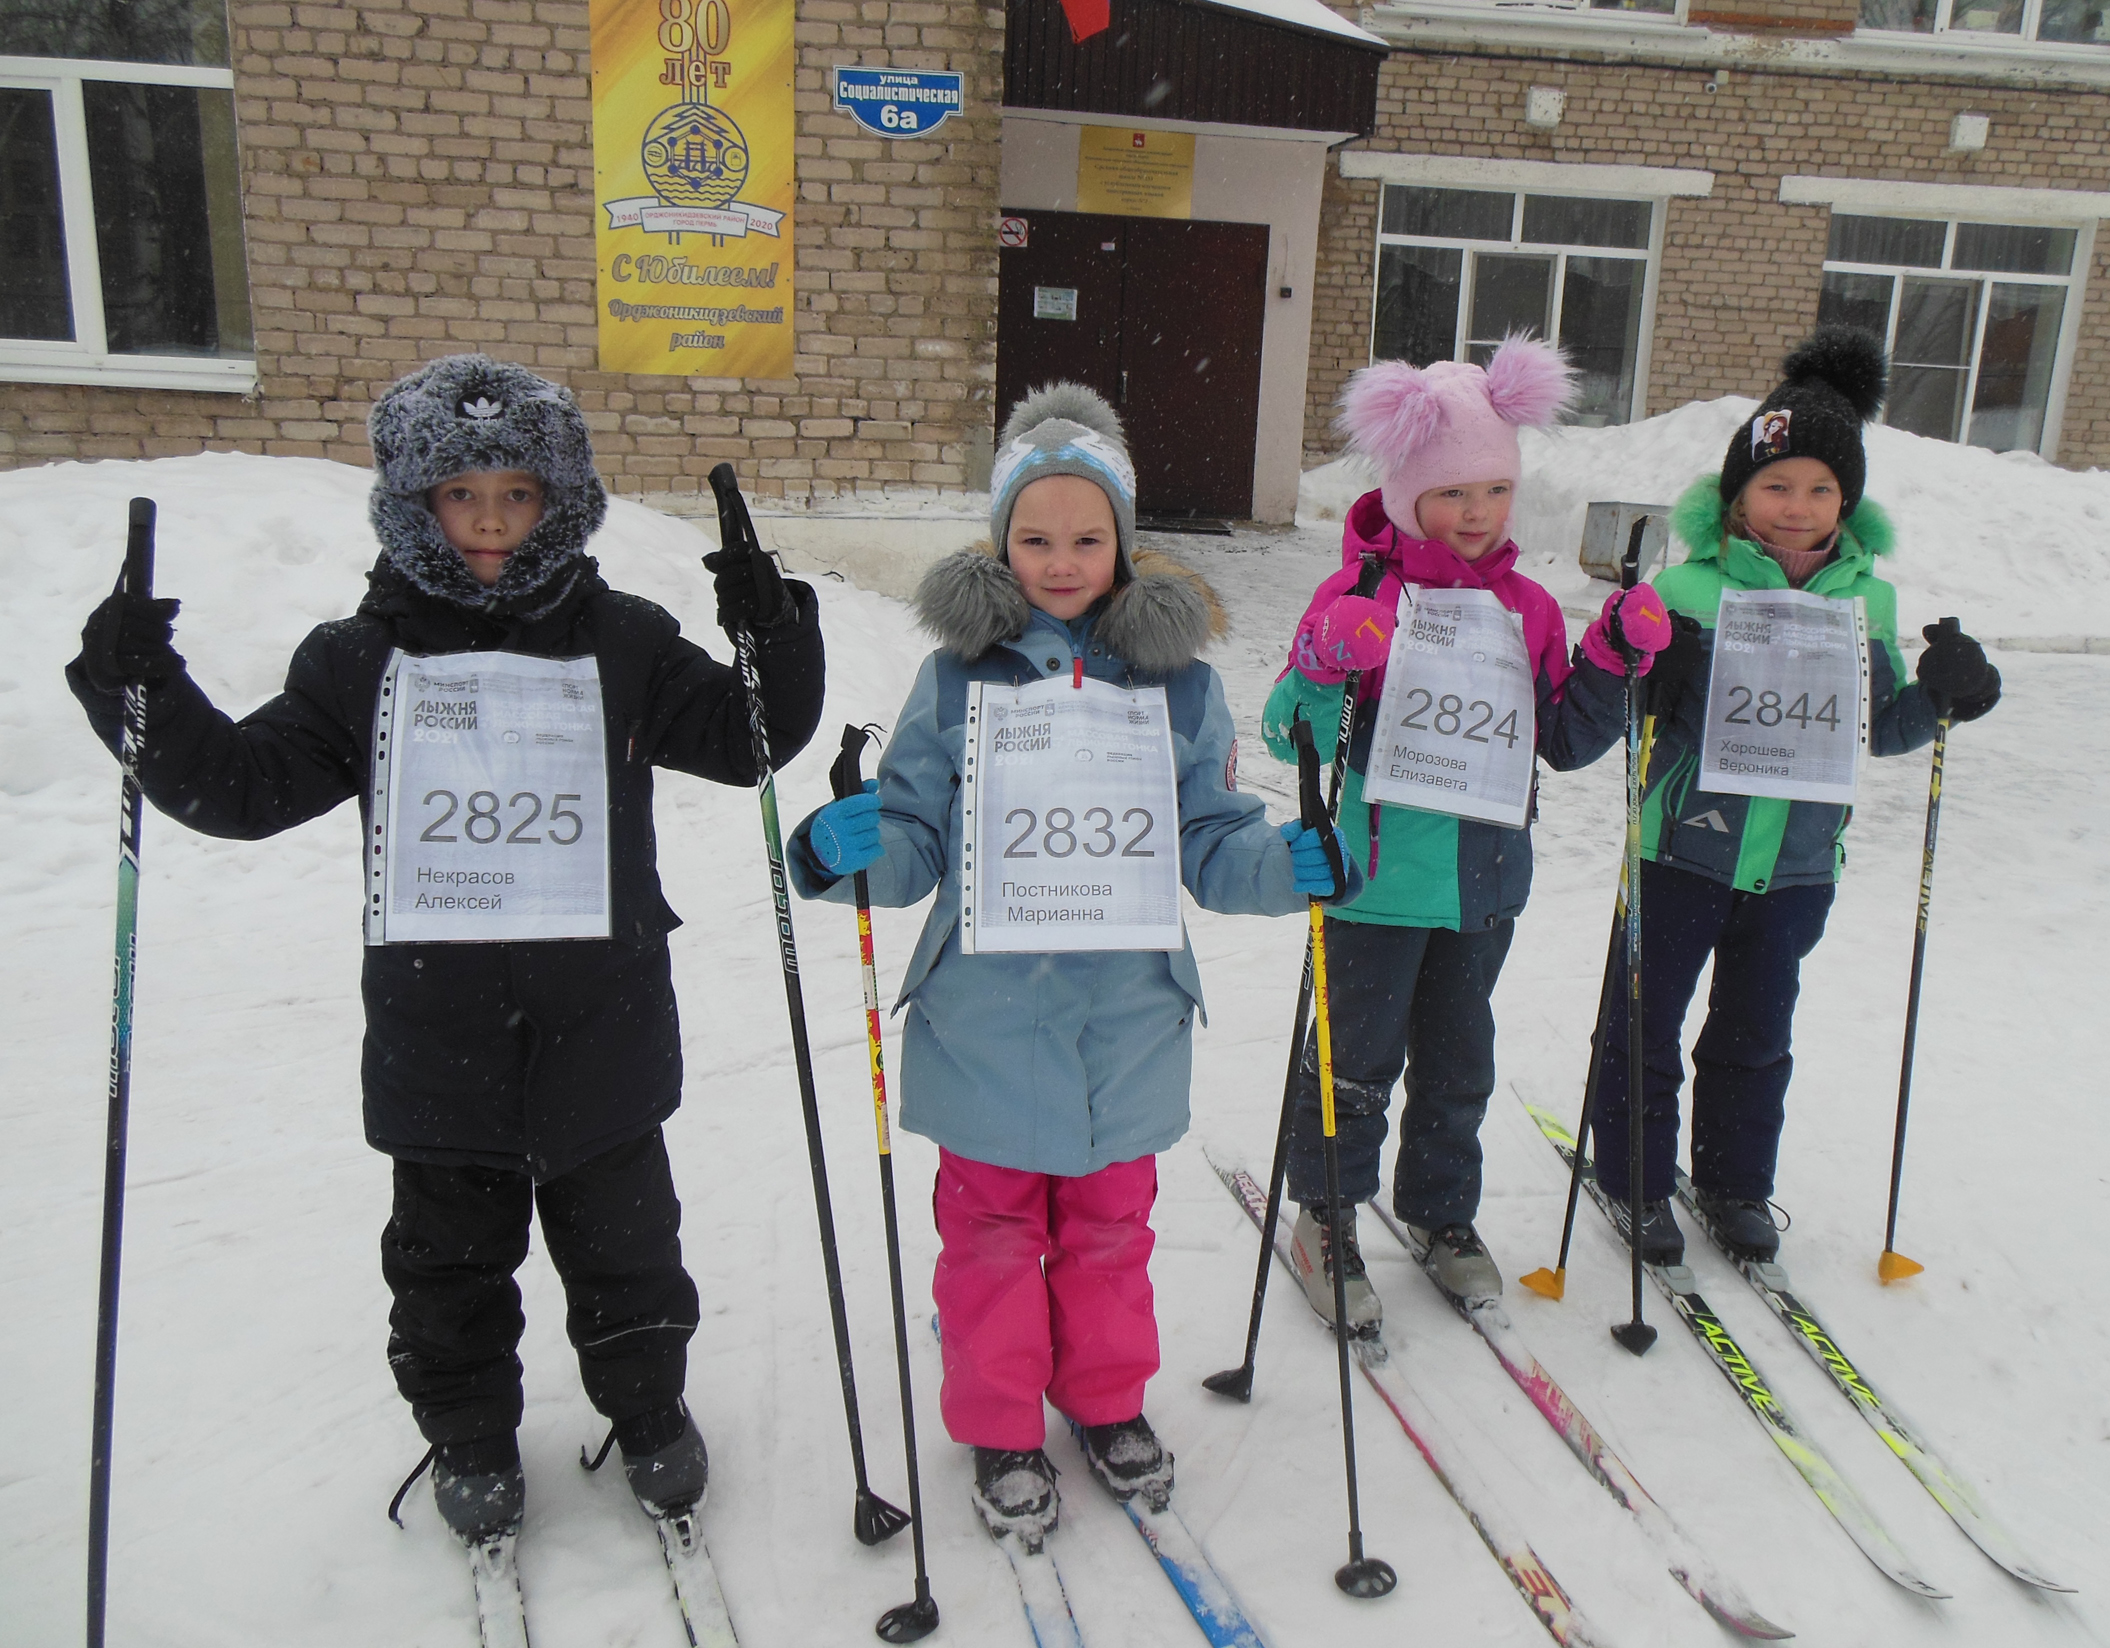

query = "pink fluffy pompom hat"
[{"left": 1339, "top": 336, "right": 1578, "bottom": 536}]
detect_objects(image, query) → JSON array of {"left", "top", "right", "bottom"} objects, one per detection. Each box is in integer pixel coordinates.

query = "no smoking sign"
[{"left": 999, "top": 216, "right": 1029, "bottom": 248}]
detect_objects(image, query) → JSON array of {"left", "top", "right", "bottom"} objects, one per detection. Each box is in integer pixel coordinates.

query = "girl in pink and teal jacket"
[{"left": 1261, "top": 337, "right": 1659, "bottom": 1316}]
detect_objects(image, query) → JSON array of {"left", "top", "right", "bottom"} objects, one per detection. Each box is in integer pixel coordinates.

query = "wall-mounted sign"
[
  {"left": 1033, "top": 286, "right": 1078, "bottom": 321},
  {"left": 999, "top": 215, "right": 1030, "bottom": 248},
  {"left": 1076, "top": 127, "right": 1195, "bottom": 220},
  {"left": 591, "top": 0, "right": 794, "bottom": 376},
  {"left": 832, "top": 68, "right": 964, "bottom": 137}
]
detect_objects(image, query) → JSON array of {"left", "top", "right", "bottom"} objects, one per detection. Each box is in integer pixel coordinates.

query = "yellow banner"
[
  {"left": 1076, "top": 127, "right": 1194, "bottom": 220},
  {"left": 590, "top": 0, "right": 794, "bottom": 377}
]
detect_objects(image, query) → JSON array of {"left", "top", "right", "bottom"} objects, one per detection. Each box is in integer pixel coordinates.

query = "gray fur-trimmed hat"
[
  {"left": 989, "top": 384, "right": 1138, "bottom": 582},
  {"left": 367, "top": 353, "right": 608, "bottom": 614}
]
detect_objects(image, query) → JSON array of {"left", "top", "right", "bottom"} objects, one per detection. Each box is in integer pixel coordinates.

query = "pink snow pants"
[{"left": 931, "top": 1148, "right": 1160, "bottom": 1449}]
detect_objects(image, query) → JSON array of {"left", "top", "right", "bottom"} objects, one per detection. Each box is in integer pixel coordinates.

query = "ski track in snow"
[{"left": 3, "top": 447, "right": 2105, "bottom": 1648}]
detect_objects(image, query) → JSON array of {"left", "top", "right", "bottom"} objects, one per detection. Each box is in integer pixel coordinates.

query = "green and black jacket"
[{"left": 1641, "top": 478, "right": 1941, "bottom": 893}]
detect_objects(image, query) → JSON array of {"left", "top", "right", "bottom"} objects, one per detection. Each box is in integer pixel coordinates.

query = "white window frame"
[
  {"left": 0, "top": 53, "right": 255, "bottom": 394},
  {"left": 1857, "top": 0, "right": 2109, "bottom": 48},
  {"left": 1785, "top": 177, "right": 2104, "bottom": 458},
  {"left": 1820, "top": 214, "right": 2092, "bottom": 457}
]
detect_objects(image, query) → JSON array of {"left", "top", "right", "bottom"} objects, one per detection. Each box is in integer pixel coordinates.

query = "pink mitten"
[
  {"left": 1312, "top": 595, "right": 1396, "bottom": 673},
  {"left": 1580, "top": 585, "right": 1670, "bottom": 675}
]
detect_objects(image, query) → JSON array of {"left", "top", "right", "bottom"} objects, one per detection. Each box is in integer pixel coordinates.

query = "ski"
[
  {"left": 464, "top": 1530, "right": 531, "bottom": 1648},
  {"left": 648, "top": 1505, "right": 740, "bottom": 1648},
  {"left": 1674, "top": 1174, "right": 2073, "bottom": 1593},
  {"left": 1212, "top": 1156, "right": 1612, "bottom": 1648},
  {"left": 1516, "top": 1097, "right": 1946, "bottom": 1599},
  {"left": 1368, "top": 1204, "right": 1791, "bottom": 1638},
  {"left": 993, "top": 1530, "right": 1087, "bottom": 1648},
  {"left": 1062, "top": 1420, "right": 1268, "bottom": 1648}
]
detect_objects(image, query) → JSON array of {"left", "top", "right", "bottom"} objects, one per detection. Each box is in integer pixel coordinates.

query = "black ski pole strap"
[
  {"left": 831, "top": 722, "right": 881, "bottom": 803},
  {"left": 387, "top": 1445, "right": 437, "bottom": 1527}
]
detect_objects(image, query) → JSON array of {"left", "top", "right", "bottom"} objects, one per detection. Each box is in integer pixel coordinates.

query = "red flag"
[{"left": 1059, "top": 0, "right": 1111, "bottom": 42}]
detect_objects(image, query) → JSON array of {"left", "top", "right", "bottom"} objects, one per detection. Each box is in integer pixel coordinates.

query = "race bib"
[
  {"left": 366, "top": 650, "right": 612, "bottom": 944},
  {"left": 1699, "top": 588, "right": 1869, "bottom": 806},
  {"left": 1362, "top": 585, "right": 1537, "bottom": 830},
  {"left": 959, "top": 675, "right": 1183, "bottom": 954}
]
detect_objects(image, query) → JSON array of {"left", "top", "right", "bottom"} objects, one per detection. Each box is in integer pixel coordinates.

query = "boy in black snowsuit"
[{"left": 67, "top": 354, "right": 825, "bottom": 1543}]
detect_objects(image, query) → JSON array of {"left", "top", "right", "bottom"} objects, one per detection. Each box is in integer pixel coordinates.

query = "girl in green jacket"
[{"left": 1591, "top": 327, "right": 2001, "bottom": 1265}]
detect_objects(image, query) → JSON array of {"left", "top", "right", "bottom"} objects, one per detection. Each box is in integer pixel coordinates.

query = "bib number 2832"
[
  {"left": 959, "top": 675, "right": 1183, "bottom": 954},
  {"left": 368, "top": 650, "right": 613, "bottom": 944}
]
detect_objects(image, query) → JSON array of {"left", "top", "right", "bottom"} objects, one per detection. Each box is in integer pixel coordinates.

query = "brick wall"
[
  {"left": 1306, "top": 45, "right": 2110, "bottom": 471},
  {"left": 0, "top": 0, "right": 1005, "bottom": 501}
]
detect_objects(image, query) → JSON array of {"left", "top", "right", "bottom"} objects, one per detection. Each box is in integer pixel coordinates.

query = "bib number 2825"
[{"left": 418, "top": 788, "right": 587, "bottom": 846}]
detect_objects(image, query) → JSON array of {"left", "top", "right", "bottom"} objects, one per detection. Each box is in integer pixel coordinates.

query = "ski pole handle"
[
  {"left": 831, "top": 722, "right": 875, "bottom": 803},
  {"left": 124, "top": 497, "right": 156, "bottom": 603},
  {"left": 1619, "top": 513, "right": 1646, "bottom": 593},
  {"left": 1290, "top": 709, "right": 1347, "bottom": 899}
]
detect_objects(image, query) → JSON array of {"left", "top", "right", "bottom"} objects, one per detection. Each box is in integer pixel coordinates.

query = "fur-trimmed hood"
[
  {"left": 1670, "top": 474, "right": 1893, "bottom": 563},
  {"left": 912, "top": 545, "right": 1225, "bottom": 675},
  {"left": 366, "top": 353, "right": 608, "bottom": 619}
]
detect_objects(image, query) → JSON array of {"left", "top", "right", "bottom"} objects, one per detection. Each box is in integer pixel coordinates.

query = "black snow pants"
[
  {"left": 1590, "top": 859, "right": 1836, "bottom": 1204},
  {"left": 381, "top": 1127, "right": 701, "bottom": 1446},
  {"left": 1287, "top": 914, "right": 1515, "bottom": 1228}
]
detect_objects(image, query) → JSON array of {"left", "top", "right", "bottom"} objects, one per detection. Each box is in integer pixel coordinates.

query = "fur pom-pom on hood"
[{"left": 913, "top": 545, "right": 1224, "bottom": 675}]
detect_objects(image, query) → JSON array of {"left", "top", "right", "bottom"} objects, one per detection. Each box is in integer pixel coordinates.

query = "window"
[
  {"left": 1858, "top": 0, "right": 2110, "bottom": 46},
  {"left": 1371, "top": 185, "right": 1656, "bottom": 426},
  {"left": 1, "top": 0, "right": 254, "bottom": 391},
  {"left": 1817, "top": 213, "right": 2082, "bottom": 453}
]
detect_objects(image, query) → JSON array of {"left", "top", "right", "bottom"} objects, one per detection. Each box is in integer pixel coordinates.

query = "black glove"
[
  {"left": 1916, "top": 619, "right": 1992, "bottom": 700},
  {"left": 1947, "top": 663, "right": 2001, "bottom": 723},
  {"left": 703, "top": 539, "right": 790, "bottom": 632},
  {"left": 1645, "top": 611, "right": 1706, "bottom": 717},
  {"left": 80, "top": 587, "right": 184, "bottom": 694}
]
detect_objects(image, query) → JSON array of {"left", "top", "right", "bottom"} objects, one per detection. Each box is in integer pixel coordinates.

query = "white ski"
[
  {"left": 464, "top": 1529, "right": 530, "bottom": 1648},
  {"left": 651, "top": 1505, "right": 740, "bottom": 1648}
]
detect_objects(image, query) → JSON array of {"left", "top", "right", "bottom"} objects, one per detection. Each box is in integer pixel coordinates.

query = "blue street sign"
[{"left": 832, "top": 68, "right": 965, "bottom": 138}]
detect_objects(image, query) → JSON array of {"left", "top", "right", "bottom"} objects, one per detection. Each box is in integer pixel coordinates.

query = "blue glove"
[
  {"left": 811, "top": 781, "right": 884, "bottom": 877},
  {"left": 1280, "top": 818, "right": 1346, "bottom": 898}
]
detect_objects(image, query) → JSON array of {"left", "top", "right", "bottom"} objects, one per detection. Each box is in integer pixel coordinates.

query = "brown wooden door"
[
  {"left": 1119, "top": 217, "right": 1267, "bottom": 519},
  {"left": 997, "top": 208, "right": 1268, "bottom": 520}
]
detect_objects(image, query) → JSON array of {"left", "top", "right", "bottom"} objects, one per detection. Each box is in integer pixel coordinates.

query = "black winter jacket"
[{"left": 69, "top": 555, "right": 825, "bottom": 1178}]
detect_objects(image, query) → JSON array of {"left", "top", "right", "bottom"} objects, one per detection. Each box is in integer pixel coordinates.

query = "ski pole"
[
  {"left": 1880, "top": 632, "right": 1957, "bottom": 1285},
  {"left": 829, "top": 725, "right": 940, "bottom": 1644},
  {"left": 1206, "top": 552, "right": 1384, "bottom": 1405},
  {"left": 1522, "top": 520, "right": 1653, "bottom": 1307},
  {"left": 87, "top": 497, "right": 155, "bottom": 1648},
  {"left": 1290, "top": 710, "right": 1397, "bottom": 1599},
  {"left": 1609, "top": 517, "right": 1658, "bottom": 1358},
  {"left": 707, "top": 463, "right": 908, "bottom": 1550}
]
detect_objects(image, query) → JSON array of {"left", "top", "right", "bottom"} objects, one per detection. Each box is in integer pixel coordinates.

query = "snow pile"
[{"left": 1300, "top": 396, "right": 2110, "bottom": 641}]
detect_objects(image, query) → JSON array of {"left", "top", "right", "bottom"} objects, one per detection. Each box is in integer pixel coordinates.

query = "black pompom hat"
[{"left": 1719, "top": 325, "right": 1889, "bottom": 517}]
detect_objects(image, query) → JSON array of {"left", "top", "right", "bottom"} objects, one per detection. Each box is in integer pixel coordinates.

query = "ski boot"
[
  {"left": 618, "top": 1404, "right": 710, "bottom": 1519},
  {"left": 1609, "top": 1196, "right": 1685, "bottom": 1265},
  {"left": 430, "top": 1434, "right": 526, "bottom": 1544},
  {"left": 1691, "top": 1189, "right": 1782, "bottom": 1262},
  {"left": 1079, "top": 1414, "right": 1174, "bottom": 1511},
  {"left": 971, "top": 1447, "right": 1060, "bottom": 1550},
  {"left": 1289, "top": 1204, "right": 1381, "bottom": 1334},
  {"left": 1407, "top": 1219, "right": 1503, "bottom": 1303}
]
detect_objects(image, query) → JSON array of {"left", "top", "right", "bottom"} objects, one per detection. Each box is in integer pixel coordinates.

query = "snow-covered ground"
[{"left": 3, "top": 415, "right": 2106, "bottom": 1648}]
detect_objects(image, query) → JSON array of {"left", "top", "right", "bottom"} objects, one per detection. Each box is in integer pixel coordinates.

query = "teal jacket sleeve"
[{"left": 1180, "top": 669, "right": 1362, "bottom": 915}]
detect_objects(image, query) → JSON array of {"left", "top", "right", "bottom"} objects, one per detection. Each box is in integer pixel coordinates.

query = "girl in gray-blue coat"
[{"left": 788, "top": 385, "right": 1354, "bottom": 1548}]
